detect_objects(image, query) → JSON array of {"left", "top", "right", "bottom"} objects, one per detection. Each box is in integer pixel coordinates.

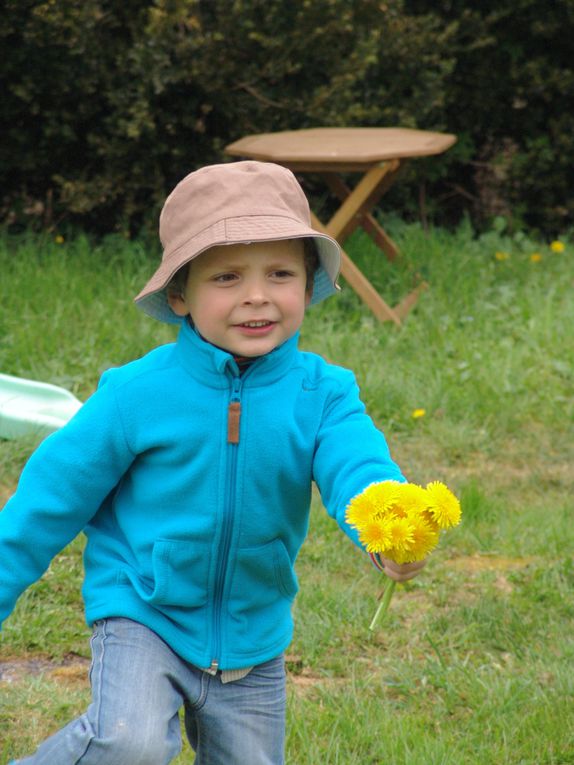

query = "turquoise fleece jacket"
[{"left": 0, "top": 322, "right": 405, "bottom": 670}]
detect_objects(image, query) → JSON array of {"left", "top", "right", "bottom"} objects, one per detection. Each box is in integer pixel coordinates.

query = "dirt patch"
[
  {"left": 446, "top": 554, "right": 537, "bottom": 572},
  {"left": 0, "top": 653, "right": 344, "bottom": 694},
  {"left": 395, "top": 428, "right": 574, "bottom": 494},
  {"left": 444, "top": 553, "right": 538, "bottom": 597},
  {"left": 285, "top": 653, "right": 348, "bottom": 694},
  {"left": 0, "top": 655, "right": 90, "bottom": 686},
  {"left": 288, "top": 672, "right": 348, "bottom": 695}
]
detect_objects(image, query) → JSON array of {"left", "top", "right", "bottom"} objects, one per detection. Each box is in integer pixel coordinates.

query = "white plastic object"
[{"left": 0, "top": 373, "right": 83, "bottom": 440}]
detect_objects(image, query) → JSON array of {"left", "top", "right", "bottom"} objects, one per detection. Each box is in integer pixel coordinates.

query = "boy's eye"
[
  {"left": 272, "top": 270, "right": 295, "bottom": 279},
  {"left": 213, "top": 273, "right": 238, "bottom": 283}
]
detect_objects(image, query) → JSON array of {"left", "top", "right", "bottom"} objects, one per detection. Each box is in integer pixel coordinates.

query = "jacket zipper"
[{"left": 210, "top": 375, "right": 242, "bottom": 672}]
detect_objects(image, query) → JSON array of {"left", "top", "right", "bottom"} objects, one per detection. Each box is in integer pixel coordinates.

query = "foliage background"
[{"left": 1, "top": 0, "right": 573, "bottom": 236}]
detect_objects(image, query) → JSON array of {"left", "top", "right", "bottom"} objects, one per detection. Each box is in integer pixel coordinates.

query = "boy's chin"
[{"left": 225, "top": 332, "right": 295, "bottom": 359}]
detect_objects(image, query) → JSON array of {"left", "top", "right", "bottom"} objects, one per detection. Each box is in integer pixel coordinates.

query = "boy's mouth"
[
  {"left": 234, "top": 320, "right": 277, "bottom": 336},
  {"left": 237, "top": 320, "right": 275, "bottom": 328}
]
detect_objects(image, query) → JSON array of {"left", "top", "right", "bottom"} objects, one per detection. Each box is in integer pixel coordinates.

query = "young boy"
[{"left": 0, "top": 161, "right": 424, "bottom": 765}]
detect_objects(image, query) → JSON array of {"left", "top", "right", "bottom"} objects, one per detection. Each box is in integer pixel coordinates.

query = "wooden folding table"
[{"left": 225, "top": 127, "right": 456, "bottom": 325}]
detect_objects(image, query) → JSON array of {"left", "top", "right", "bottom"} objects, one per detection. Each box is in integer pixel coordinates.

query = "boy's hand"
[{"left": 378, "top": 555, "right": 427, "bottom": 582}]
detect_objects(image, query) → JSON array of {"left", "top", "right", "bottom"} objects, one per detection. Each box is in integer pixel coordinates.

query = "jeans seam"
[
  {"left": 91, "top": 619, "right": 108, "bottom": 737},
  {"left": 192, "top": 671, "right": 211, "bottom": 712},
  {"left": 75, "top": 620, "right": 114, "bottom": 763}
]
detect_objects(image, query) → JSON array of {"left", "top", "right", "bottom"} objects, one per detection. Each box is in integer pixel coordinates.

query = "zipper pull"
[
  {"left": 227, "top": 401, "right": 241, "bottom": 443},
  {"left": 205, "top": 659, "right": 219, "bottom": 676},
  {"left": 227, "top": 378, "right": 242, "bottom": 444}
]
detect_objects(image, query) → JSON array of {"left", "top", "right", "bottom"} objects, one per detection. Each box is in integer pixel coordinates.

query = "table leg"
[
  {"left": 392, "top": 281, "right": 428, "bottom": 320},
  {"left": 360, "top": 215, "right": 400, "bottom": 262},
  {"left": 322, "top": 161, "right": 404, "bottom": 261},
  {"left": 323, "top": 163, "right": 399, "bottom": 242},
  {"left": 310, "top": 211, "right": 402, "bottom": 326},
  {"left": 312, "top": 162, "right": 428, "bottom": 324}
]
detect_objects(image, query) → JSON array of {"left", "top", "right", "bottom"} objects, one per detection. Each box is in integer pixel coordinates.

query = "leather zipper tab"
[{"left": 227, "top": 401, "right": 241, "bottom": 444}]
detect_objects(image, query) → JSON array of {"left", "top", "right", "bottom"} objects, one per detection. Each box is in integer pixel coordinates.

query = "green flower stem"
[{"left": 369, "top": 578, "right": 397, "bottom": 631}]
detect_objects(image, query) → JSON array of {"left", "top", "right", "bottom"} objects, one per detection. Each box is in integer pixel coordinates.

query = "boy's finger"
[{"left": 379, "top": 556, "right": 427, "bottom": 580}]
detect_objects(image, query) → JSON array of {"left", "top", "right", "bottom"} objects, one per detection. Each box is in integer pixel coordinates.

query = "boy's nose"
[{"left": 242, "top": 278, "right": 269, "bottom": 305}]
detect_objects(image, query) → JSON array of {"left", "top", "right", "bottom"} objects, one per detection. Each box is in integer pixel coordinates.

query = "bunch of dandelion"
[{"left": 346, "top": 480, "right": 461, "bottom": 630}]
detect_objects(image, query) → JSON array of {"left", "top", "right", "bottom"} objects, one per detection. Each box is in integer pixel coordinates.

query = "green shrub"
[
  {"left": 405, "top": 0, "right": 574, "bottom": 233},
  {"left": 0, "top": 0, "right": 455, "bottom": 233},
  {"left": 2, "top": 1, "right": 572, "bottom": 235}
]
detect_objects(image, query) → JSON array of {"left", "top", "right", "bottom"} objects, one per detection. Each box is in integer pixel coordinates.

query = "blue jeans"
[{"left": 14, "top": 617, "right": 286, "bottom": 765}]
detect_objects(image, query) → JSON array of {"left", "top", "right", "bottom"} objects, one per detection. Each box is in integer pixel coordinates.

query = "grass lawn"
[{"left": 0, "top": 219, "right": 573, "bottom": 764}]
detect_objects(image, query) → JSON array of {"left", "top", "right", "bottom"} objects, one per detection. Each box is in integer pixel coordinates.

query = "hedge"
[{"left": 1, "top": 0, "right": 572, "bottom": 235}]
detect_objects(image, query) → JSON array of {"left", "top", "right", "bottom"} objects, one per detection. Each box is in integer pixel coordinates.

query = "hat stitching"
[{"left": 164, "top": 213, "right": 312, "bottom": 261}]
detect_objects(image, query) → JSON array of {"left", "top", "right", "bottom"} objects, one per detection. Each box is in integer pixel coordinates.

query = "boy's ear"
[
  {"left": 304, "top": 279, "right": 314, "bottom": 307},
  {"left": 167, "top": 290, "right": 189, "bottom": 317}
]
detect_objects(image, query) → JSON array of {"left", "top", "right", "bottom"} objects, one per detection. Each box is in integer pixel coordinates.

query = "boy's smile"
[{"left": 168, "top": 239, "right": 311, "bottom": 358}]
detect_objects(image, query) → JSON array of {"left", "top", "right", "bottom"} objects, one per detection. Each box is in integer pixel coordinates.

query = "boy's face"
[{"left": 168, "top": 239, "right": 311, "bottom": 357}]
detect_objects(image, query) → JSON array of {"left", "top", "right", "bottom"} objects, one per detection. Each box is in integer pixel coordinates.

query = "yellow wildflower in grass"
[
  {"left": 54, "top": 235, "right": 65, "bottom": 244},
  {"left": 412, "top": 408, "right": 426, "bottom": 419},
  {"left": 550, "top": 240, "right": 565, "bottom": 253},
  {"left": 530, "top": 253, "right": 542, "bottom": 263},
  {"left": 495, "top": 251, "right": 510, "bottom": 261},
  {"left": 345, "top": 479, "right": 461, "bottom": 630}
]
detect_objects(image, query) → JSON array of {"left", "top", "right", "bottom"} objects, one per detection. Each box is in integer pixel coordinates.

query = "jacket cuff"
[{"left": 368, "top": 552, "right": 386, "bottom": 572}]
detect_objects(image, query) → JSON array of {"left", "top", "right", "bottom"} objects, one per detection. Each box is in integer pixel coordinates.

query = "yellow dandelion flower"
[
  {"left": 388, "top": 517, "right": 415, "bottom": 554},
  {"left": 550, "top": 240, "right": 565, "bottom": 253},
  {"left": 358, "top": 518, "right": 394, "bottom": 554},
  {"left": 389, "top": 548, "right": 412, "bottom": 565},
  {"left": 495, "top": 251, "right": 510, "bottom": 261},
  {"left": 360, "top": 481, "right": 402, "bottom": 515},
  {"left": 412, "top": 408, "right": 426, "bottom": 419},
  {"left": 530, "top": 253, "right": 542, "bottom": 263},
  {"left": 395, "top": 483, "right": 429, "bottom": 518},
  {"left": 421, "top": 508, "right": 440, "bottom": 533},
  {"left": 54, "top": 235, "right": 65, "bottom": 244},
  {"left": 347, "top": 481, "right": 403, "bottom": 530},
  {"left": 408, "top": 518, "right": 440, "bottom": 561},
  {"left": 346, "top": 493, "right": 377, "bottom": 530},
  {"left": 425, "top": 481, "right": 462, "bottom": 529}
]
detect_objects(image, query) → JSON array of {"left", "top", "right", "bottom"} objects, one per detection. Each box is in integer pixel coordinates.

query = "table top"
[{"left": 225, "top": 127, "right": 456, "bottom": 171}]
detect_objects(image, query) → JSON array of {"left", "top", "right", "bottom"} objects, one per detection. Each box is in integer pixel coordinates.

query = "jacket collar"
[{"left": 175, "top": 320, "right": 300, "bottom": 388}]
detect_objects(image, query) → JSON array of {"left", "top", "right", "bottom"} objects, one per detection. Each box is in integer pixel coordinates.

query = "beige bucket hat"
[{"left": 135, "top": 160, "right": 342, "bottom": 324}]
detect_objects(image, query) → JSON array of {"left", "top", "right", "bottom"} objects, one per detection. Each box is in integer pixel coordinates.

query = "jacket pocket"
[
  {"left": 149, "top": 539, "right": 211, "bottom": 607},
  {"left": 121, "top": 539, "right": 211, "bottom": 608},
  {"left": 230, "top": 538, "right": 299, "bottom": 619}
]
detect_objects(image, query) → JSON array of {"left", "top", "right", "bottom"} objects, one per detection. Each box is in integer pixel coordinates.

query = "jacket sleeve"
[
  {"left": 0, "top": 372, "right": 136, "bottom": 629},
  {"left": 312, "top": 368, "right": 406, "bottom": 549}
]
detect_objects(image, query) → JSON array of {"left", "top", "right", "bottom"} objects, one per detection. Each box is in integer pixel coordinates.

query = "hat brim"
[{"left": 134, "top": 216, "right": 341, "bottom": 324}]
